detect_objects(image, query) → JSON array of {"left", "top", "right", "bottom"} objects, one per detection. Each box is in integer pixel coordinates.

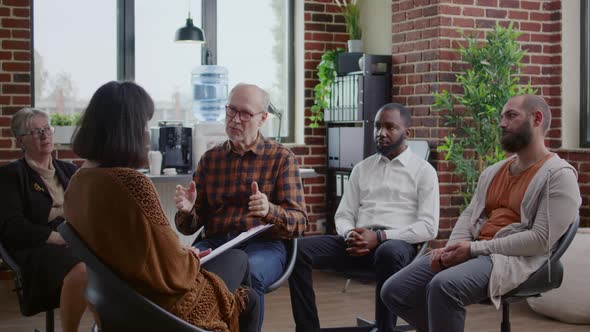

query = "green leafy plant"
[
  {"left": 309, "top": 48, "right": 344, "bottom": 128},
  {"left": 50, "top": 113, "right": 81, "bottom": 126},
  {"left": 335, "top": 0, "right": 363, "bottom": 40},
  {"left": 432, "top": 23, "right": 535, "bottom": 208}
]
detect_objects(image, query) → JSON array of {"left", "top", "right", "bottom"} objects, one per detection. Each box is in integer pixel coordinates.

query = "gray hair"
[
  {"left": 11, "top": 107, "right": 49, "bottom": 137},
  {"left": 228, "top": 83, "right": 271, "bottom": 113}
]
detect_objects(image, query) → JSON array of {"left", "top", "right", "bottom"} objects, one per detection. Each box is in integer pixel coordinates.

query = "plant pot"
[
  {"left": 52, "top": 126, "right": 76, "bottom": 144},
  {"left": 347, "top": 39, "right": 362, "bottom": 53}
]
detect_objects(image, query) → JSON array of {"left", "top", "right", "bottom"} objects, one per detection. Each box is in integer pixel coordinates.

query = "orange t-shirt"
[{"left": 478, "top": 154, "right": 553, "bottom": 241}]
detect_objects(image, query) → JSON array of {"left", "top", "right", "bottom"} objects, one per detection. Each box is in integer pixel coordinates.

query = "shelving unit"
[{"left": 324, "top": 53, "right": 392, "bottom": 233}]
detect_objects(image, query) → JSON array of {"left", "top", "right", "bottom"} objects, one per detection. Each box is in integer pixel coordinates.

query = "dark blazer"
[{"left": 0, "top": 158, "right": 77, "bottom": 250}]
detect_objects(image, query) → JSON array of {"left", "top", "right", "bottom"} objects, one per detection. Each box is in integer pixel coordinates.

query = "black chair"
[
  {"left": 265, "top": 238, "right": 298, "bottom": 293},
  {"left": 0, "top": 240, "right": 55, "bottom": 332},
  {"left": 339, "top": 242, "right": 428, "bottom": 294},
  {"left": 57, "top": 222, "right": 208, "bottom": 332},
  {"left": 192, "top": 229, "right": 298, "bottom": 294},
  {"left": 481, "top": 215, "right": 580, "bottom": 332}
]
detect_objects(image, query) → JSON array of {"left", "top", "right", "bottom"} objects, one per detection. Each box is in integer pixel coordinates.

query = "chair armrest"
[{"left": 265, "top": 238, "right": 298, "bottom": 293}]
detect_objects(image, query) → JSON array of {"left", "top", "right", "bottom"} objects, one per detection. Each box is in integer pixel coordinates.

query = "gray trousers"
[{"left": 380, "top": 254, "right": 492, "bottom": 332}]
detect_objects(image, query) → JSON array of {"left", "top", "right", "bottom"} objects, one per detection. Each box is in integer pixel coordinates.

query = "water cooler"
[
  {"left": 191, "top": 65, "right": 230, "bottom": 168},
  {"left": 191, "top": 65, "right": 228, "bottom": 122}
]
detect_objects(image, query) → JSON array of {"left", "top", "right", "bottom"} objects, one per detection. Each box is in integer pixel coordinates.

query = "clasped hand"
[
  {"left": 344, "top": 228, "right": 379, "bottom": 257},
  {"left": 430, "top": 241, "right": 472, "bottom": 273}
]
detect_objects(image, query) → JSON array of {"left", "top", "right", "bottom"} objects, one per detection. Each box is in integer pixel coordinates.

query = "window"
[
  {"left": 210, "top": 0, "right": 294, "bottom": 142},
  {"left": 134, "top": 1, "right": 203, "bottom": 127},
  {"left": 581, "top": 0, "right": 590, "bottom": 147},
  {"left": 33, "top": 0, "right": 116, "bottom": 116},
  {"left": 33, "top": 0, "right": 295, "bottom": 142}
]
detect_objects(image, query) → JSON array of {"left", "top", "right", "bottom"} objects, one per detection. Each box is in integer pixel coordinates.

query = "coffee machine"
[{"left": 151, "top": 121, "right": 193, "bottom": 174}]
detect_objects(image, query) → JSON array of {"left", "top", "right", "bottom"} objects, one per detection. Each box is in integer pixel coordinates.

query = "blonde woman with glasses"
[{"left": 0, "top": 108, "right": 87, "bottom": 332}]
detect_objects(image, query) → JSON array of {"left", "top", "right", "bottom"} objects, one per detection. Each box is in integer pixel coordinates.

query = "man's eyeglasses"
[
  {"left": 225, "top": 104, "right": 264, "bottom": 122},
  {"left": 20, "top": 126, "right": 55, "bottom": 138}
]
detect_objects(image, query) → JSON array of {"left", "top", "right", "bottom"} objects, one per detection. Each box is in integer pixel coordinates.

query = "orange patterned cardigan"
[{"left": 64, "top": 167, "right": 246, "bottom": 331}]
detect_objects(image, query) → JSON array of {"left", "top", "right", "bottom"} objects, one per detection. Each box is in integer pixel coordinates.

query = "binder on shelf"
[
  {"left": 336, "top": 174, "right": 343, "bottom": 197},
  {"left": 342, "top": 174, "right": 349, "bottom": 195},
  {"left": 328, "top": 127, "right": 340, "bottom": 168},
  {"left": 328, "top": 73, "right": 363, "bottom": 122},
  {"left": 356, "top": 76, "right": 363, "bottom": 120},
  {"left": 348, "top": 75, "right": 354, "bottom": 120}
]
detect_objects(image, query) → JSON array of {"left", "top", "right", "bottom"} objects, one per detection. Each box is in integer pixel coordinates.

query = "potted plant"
[
  {"left": 432, "top": 23, "right": 535, "bottom": 208},
  {"left": 50, "top": 113, "right": 81, "bottom": 144},
  {"left": 310, "top": 48, "right": 344, "bottom": 128},
  {"left": 335, "top": 0, "right": 364, "bottom": 52}
]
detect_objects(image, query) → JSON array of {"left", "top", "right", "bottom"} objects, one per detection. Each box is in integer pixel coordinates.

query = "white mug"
[{"left": 148, "top": 151, "right": 162, "bottom": 175}]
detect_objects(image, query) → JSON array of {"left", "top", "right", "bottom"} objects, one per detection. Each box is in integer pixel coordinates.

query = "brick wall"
[
  {"left": 0, "top": 0, "right": 30, "bottom": 161},
  {"left": 294, "top": 0, "right": 349, "bottom": 234},
  {"left": 391, "top": 0, "right": 588, "bottom": 247},
  {"left": 557, "top": 149, "right": 590, "bottom": 227}
]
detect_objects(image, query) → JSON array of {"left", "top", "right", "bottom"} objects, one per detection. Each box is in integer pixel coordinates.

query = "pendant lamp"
[{"left": 175, "top": 1, "right": 205, "bottom": 43}]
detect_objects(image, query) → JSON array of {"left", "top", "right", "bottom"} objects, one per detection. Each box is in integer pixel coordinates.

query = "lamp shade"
[{"left": 175, "top": 18, "right": 205, "bottom": 43}]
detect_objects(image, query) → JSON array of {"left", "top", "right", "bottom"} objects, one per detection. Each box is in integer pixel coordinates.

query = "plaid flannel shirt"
[{"left": 175, "top": 135, "right": 308, "bottom": 240}]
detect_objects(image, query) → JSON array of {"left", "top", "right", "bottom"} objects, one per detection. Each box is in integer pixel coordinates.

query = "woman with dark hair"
[
  {"left": 0, "top": 107, "right": 87, "bottom": 332},
  {"left": 64, "top": 81, "right": 259, "bottom": 332}
]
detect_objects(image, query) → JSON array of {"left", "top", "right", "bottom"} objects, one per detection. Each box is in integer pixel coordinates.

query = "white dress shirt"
[{"left": 334, "top": 146, "right": 440, "bottom": 244}]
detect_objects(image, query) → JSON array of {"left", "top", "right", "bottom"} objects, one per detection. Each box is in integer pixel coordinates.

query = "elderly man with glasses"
[{"left": 174, "top": 83, "right": 308, "bottom": 329}]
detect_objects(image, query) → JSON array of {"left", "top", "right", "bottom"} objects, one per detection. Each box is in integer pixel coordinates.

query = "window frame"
[
  {"left": 202, "top": 0, "right": 295, "bottom": 143},
  {"left": 581, "top": 0, "right": 590, "bottom": 147},
  {"left": 31, "top": 0, "right": 295, "bottom": 143},
  {"left": 118, "top": 0, "right": 135, "bottom": 81}
]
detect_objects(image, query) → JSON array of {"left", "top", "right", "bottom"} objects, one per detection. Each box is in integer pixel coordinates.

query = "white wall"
[
  {"left": 561, "top": 0, "right": 581, "bottom": 148},
  {"left": 360, "top": 0, "right": 392, "bottom": 55}
]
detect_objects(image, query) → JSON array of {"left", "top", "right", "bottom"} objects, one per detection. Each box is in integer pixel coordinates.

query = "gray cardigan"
[{"left": 448, "top": 154, "right": 581, "bottom": 307}]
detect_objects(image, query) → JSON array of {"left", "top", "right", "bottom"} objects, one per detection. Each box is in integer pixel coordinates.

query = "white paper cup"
[{"left": 148, "top": 151, "right": 162, "bottom": 175}]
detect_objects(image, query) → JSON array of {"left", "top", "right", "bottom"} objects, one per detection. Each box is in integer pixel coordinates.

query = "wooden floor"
[{"left": 0, "top": 270, "right": 587, "bottom": 332}]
